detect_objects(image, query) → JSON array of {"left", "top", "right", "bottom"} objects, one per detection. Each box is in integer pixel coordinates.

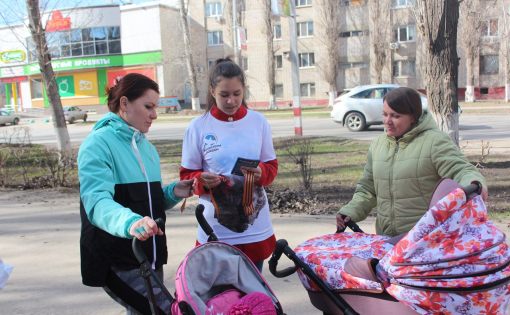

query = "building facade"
[
  {"left": 0, "top": 0, "right": 508, "bottom": 111},
  {"left": 0, "top": 2, "right": 189, "bottom": 111}
]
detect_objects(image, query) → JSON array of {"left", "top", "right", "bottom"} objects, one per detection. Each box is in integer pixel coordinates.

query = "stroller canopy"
[{"left": 379, "top": 188, "right": 510, "bottom": 314}]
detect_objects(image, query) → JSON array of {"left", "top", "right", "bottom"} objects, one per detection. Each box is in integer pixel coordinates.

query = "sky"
[{"left": 0, "top": 0, "right": 178, "bottom": 26}]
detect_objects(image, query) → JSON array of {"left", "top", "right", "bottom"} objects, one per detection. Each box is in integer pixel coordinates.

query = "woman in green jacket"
[{"left": 337, "top": 87, "right": 488, "bottom": 236}]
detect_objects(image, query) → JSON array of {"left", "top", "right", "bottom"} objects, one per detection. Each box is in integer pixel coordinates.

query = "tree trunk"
[
  {"left": 465, "top": 55, "right": 475, "bottom": 102},
  {"left": 263, "top": 0, "right": 277, "bottom": 110},
  {"left": 26, "top": 0, "right": 71, "bottom": 154},
  {"left": 415, "top": 0, "right": 461, "bottom": 145},
  {"left": 328, "top": 88, "right": 337, "bottom": 107},
  {"left": 179, "top": 0, "right": 200, "bottom": 111}
]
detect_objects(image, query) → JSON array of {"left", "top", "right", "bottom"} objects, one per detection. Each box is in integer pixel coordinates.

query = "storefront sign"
[
  {"left": 24, "top": 51, "right": 162, "bottom": 75},
  {"left": 107, "top": 68, "right": 156, "bottom": 87},
  {"left": 0, "top": 66, "right": 25, "bottom": 78},
  {"left": 56, "top": 75, "right": 75, "bottom": 97},
  {"left": 74, "top": 71, "right": 98, "bottom": 97},
  {"left": 46, "top": 11, "right": 71, "bottom": 32},
  {"left": 0, "top": 50, "right": 27, "bottom": 63}
]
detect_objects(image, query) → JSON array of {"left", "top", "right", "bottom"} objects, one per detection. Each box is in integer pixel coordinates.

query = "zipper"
[{"left": 389, "top": 141, "right": 399, "bottom": 235}]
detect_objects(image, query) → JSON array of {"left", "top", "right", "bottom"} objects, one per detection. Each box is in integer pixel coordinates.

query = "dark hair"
[
  {"left": 383, "top": 87, "right": 423, "bottom": 123},
  {"left": 106, "top": 73, "right": 159, "bottom": 113},
  {"left": 206, "top": 57, "right": 247, "bottom": 112}
]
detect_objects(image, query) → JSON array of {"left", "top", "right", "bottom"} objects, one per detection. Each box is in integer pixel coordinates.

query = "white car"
[
  {"left": 0, "top": 109, "right": 20, "bottom": 126},
  {"left": 330, "top": 84, "right": 428, "bottom": 132}
]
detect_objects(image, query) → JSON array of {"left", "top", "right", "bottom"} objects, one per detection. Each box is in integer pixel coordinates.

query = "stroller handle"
[
  {"left": 336, "top": 214, "right": 364, "bottom": 234},
  {"left": 464, "top": 182, "right": 482, "bottom": 197},
  {"left": 195, "top": 204, "right": 218, "bottom": 242},
  {"left": 269, "top": 239, "right": 360, "bottom": 315},
  {"left": 269, "top": 239, "right": 298, "bottom": 278}
]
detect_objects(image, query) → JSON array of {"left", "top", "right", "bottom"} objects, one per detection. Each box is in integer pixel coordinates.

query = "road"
[{"left": 1, "top": 114, "right": 509, "bottom": 148}]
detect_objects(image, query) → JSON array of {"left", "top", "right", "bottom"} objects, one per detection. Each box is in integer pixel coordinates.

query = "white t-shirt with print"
[{"left": 181, "top": 110, "right": 276, "bottom": 245}]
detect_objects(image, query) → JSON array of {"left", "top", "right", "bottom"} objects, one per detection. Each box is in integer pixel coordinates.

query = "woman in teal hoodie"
[
  {"left": 78, "top": 73, "right": 193, "bottom": 314},
  {"left": 337, "top": 87, "right": 487, "bottom": 236}
]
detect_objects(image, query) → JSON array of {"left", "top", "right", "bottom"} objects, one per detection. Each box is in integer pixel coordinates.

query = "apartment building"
[{"left": 190, "top": 0, "right": 509, "bottom": 107}]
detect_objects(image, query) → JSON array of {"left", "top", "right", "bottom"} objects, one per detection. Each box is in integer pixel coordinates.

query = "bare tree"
[
  {"left": 459, "top": 0, "right": 482, "bottom": 102},
  {"left": 316, "top": 0, "right": 341, "bottom": 107},
  {"left": 368, "top": 0, "right": 390, "bottom": 84},
  {"left": 262, "top": 0, "right": 277, "bottom": 109},
  {"left": 414, "top": 0, "right": 461, "bottom": 145},
  {"left": 502, "top": 1, "right": 510, "bottom": 102},
  {"left": 179, "top": 0, "right": 200, "bottom": 111},
  {"left": 26, "top": 0, "right": 70, "bottom": 154}
]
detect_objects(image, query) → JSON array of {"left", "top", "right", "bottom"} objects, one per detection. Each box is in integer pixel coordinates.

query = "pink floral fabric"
[
  {"left": 379, "top": 188, "right": 510, "bottom": 315},
  {"left": 294, "top": 232, "right": 393, "bottom": 292}
]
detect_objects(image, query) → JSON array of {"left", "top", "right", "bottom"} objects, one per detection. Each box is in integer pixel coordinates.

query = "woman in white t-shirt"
[{"left": 180, "top": 58, "right": 278, "bottom": 271}]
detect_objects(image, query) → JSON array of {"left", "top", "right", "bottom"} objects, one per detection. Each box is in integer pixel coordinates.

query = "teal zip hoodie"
[{"left": 78, "top": 112, "right": 181, "bottom": 238}]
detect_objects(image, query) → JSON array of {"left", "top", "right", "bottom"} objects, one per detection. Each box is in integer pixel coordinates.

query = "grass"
[{"left": 1, "top": 136, "right": 508, "bottom": 218}]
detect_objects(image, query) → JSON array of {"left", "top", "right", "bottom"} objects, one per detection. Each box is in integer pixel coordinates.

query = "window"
[
  {"left": 300, "top": 83, "right": 315, "bottom": 97},
  {"left": 241, "top": 57, "right": 248, "bottom": 71},
  {"left": 208, "top": 31, "right": 223, "bottom": 46},
  {"left": 275, "top": 55, "right": 283, "bottom": 69},
  {"left": 26, "top": 26, "right": 121, "bottom": 62},
  {"left": 339, "top": 30, "right": 367, "bottom": 37},
  {"left": 394, "top": 25, "right": 416, "bottom": 42},
  {"left": 351, "top": 88, "right": 387, "bottom": 99},
  {"left": 392, "top": 0, "right": 415, "bottom": 8},
  {"left": 297, "top": 21, "right": 313, "bottom": 37},
  {"left": 340, "top": 0, "right": 364, "bottom": 6},
  {"left": 299, "top": 52, "right": 315, "bottom": 67},
  {"left": 481, "top": 19, "right": 498, "bottom": 37},
  {"left": 339, "top": 62, "right": 369, "bottom": 69},
  {"left": 30, "top": 79, "right": 43, "bottom": 99},
  {"left": 275, "top": 84, "right": 283, "bottom": 98},
  {"left": 480, "top": 55, "right": 499, "bottom": 74},
  {"left": 392, "top": 60, "right": 416, "bottom": 77},
  {"left": 274, "top": 24, "right": 282, "bottom": 40},
  {"left": 206, "top": 2, "right": 223, "bottom": 17},
  {"left": 295, "top": 0, "right": 312, "bottom": 6},
  {"left": 208, "top": 59, "right": 216, "bottom": 69}
]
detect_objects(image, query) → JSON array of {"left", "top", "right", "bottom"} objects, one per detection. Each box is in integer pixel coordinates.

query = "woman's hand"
[
  {"left": 200, "top": 172, "right": 222, "bottom": 189},
  {"left": 240, "top": 166, "right": 262, "bottom": 182},
  {"left": 129, "top": 216, "right": 164, "bottom": 241},
  {"left": 173, "top": 179, "right": 195, "bottom": 198},
  {"left": 336, "top": 214, "right": 351, "bottom": 232}
]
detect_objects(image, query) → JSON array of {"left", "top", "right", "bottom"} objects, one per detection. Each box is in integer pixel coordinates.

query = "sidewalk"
[{"left": 0, "top": 190, "right": 374, "bottom": 315}]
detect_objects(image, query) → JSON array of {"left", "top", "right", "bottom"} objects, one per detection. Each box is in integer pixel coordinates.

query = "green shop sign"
[
  {"left": 56, "top": 75, "right": 75, "bottom": 97},
  {"left": 24, "top": 51, "right": 162, "bottom": 75},
  {"left": 0, "top": 50, "right": 27, "bottom": 63}
]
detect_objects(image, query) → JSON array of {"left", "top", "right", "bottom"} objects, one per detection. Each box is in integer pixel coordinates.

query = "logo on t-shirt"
[{"left": 203, "top": 133, "right": 221, "bottom": 154}]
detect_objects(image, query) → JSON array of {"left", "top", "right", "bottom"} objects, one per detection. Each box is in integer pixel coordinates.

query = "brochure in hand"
[{"left": 231, "top": 157, "right": 260, "bottom": 176}]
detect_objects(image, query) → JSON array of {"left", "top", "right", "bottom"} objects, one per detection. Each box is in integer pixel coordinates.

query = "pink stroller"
[
  {"left": 133, "top": 205, "right": 284, "bottom": 315},
  {"left": 268, "top": 180, "right": 510, "bottom": 314}
]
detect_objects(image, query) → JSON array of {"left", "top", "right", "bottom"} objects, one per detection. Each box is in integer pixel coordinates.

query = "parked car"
[
  {"left": 0, "top": 109, "right": 20, "bottom": 126},
  {"left": 63, "top": 106, "right": 87, "bottom": 124},
  {"left": 330, "top": 84, "right": 428, "bottom": 132}
]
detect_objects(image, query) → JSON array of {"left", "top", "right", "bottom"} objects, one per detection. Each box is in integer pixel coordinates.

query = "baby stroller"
[
  {"left": 132, "top": 204, "right": 284, "bottom": 315},
  {"left": 268, "top": 179, "right": 510, "bottom": 315}
]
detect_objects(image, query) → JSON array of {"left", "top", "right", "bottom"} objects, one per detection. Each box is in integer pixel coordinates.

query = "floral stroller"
[
  {"left": 269, "top": 180, "right": 510, "bottom": 315},
  {"left": 133, "top": 205, "right": 284, "bottom": 315}
]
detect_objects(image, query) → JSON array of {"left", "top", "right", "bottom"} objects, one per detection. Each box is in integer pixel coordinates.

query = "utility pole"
[{"left": 289, "top": 0, "right": 302, "bottom": 136}]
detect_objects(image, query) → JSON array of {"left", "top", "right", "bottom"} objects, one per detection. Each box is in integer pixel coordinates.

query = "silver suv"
[
  {"left": 330, "top": 84, "right": 428, "bottom": 132},
  {"left": 63, "top": 106, "right": 88, "bottom": 124}
]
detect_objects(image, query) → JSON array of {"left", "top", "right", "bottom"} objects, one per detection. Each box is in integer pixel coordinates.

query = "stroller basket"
[{"left": 269, "top": 181, "right": 510, "bottom": 315}]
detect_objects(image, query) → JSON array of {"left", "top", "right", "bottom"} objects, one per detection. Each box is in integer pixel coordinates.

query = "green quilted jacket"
[{"left": 339, "top": 111, "right": 486, "bottom": 236}]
